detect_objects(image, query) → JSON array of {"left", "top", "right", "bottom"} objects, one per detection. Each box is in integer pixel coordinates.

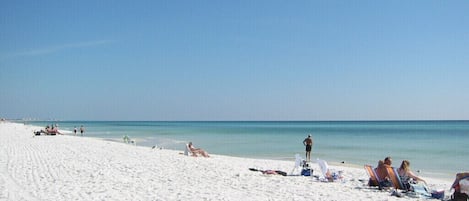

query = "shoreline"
[
  {"left": 77, "top": 137, "right": 459, "bottom": 182},
  {"left": 22, "top": 120, "right": 459, "bottom": 182},
  {"left": 52, "top": 135, "right": 456, "bottom": 182},
  {"left": 0, "top": 121, "right": 455, "bottom": 200}
]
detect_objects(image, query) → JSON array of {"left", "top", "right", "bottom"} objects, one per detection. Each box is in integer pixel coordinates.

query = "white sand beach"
[{"left": 0, "top": 122, "right": 454, "bottom": 201}]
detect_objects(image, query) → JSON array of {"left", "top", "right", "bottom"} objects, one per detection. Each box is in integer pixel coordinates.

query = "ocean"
[{"left": 25, "top": 120, "right": 468, "bottom": 180}]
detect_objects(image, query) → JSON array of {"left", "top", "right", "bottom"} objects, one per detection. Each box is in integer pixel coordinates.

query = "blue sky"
[{"left": 1, "top": 0, "right": 468, "bottom": 121}]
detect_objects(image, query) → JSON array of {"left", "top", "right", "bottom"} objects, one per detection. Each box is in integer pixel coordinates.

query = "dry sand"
[{"left": 0, "top": 122, "right": 454, "bottom": 201}]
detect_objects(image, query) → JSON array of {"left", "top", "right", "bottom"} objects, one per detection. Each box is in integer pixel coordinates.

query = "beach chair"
[
  {"left": 385, "top": 166, "right": 405, "bottom": 190},
  {"left": 291, "top": 154, "right": 303, "bottom": 175},
  {"left": 317, "top": 159, "right": 332, "bottom": 181},
  {"left": 184, "top": 144, "right": 194, "bottom": 156},
  {"left": 364, "top": 165, "right": 380, "bottom": 187}
]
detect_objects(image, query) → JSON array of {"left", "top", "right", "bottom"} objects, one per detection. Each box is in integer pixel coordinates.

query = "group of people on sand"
[
  {"left": 36, "top": 124, "right": 62, "bottom": 135},
  {"left": 35, "top": 124, "right": 86, "bottom": 136},
  {"left": 374, "top": 156, "right": 426, "bottom": 189},
  {"left": 302, "top": 134, "right": 430, "bottom": 189},
  {"left": 301, "top": 134, "right": 469, "bottom": 200},
  {"left": 372, "top": 156, "right": 469, "bottom": 200}
]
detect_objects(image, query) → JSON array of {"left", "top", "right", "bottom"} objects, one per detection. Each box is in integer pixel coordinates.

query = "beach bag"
[
  {"left": 301, "top": 168, "right": 312, "bottom": 176},
  {"left": 409, "top": 183, "right": 431, "bottom": 197}
]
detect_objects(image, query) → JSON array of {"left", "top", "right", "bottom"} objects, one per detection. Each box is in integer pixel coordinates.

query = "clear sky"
[{"left": 1, "top": 1, "right": 468, "bottom": 121}]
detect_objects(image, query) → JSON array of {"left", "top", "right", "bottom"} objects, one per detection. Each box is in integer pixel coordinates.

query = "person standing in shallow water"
[
  {"left": 80, "top": 125, "right": 85, "bottom": 136},
  {"left": 303, "top": 134, "right": 313, "bottom": 162}
]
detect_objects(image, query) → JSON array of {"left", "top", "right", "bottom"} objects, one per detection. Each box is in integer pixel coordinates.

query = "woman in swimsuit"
[{"left": 397, "top": 160, "right": 427, "bottom": 189}]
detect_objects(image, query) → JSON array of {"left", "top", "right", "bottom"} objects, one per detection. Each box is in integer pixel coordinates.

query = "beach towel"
[{"left": 410, "top": 183, "right": 431, "bottom": 197}]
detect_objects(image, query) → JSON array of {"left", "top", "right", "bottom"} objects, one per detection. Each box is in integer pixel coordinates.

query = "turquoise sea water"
[{"left": 25, "top": 121, "right": 469, "bottom": 180}]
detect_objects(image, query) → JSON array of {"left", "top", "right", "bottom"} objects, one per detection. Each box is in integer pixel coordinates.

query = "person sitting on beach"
[
  {"left": 45, "top": 125, "right": 53, "bottom": 134},
  {"left": 188, "top": 142, "right": 210, "bottom": 157},
  {"left": 397, "top": 160, "right": 427, "bottom": 189},
  {"left": 37, "top": 125, "right": 49, "bottom": 134},
  {"left": 375, "top": 157, "right": 393, "bottom": 188},
  {"left": 54, "top": 124, "right": 62, "bottom": 134},
  {"left": 376, "top": 157, "right": 392, "bottom": 180},
  {"left": 52, "top": 127, "right": 61, "bottom": 135},
  {"left": 42, "top": 125, "right": 60, "bottom": 135},
  {"left": 42, "top": 125, "right": 50, "bottom": 133},
  {"left": 450, "top": 172, "right": 469, "bottom": 201}
]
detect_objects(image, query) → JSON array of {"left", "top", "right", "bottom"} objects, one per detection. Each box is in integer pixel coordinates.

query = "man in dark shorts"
[
  {"left": 303, "top": 134, "right": 313, "bottom": 162},
  {"left": 80, "top": 125, "right": 85, "bottom": 136}
]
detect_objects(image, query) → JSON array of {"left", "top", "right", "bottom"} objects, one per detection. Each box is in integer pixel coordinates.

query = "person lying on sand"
[{"left": 249, "top": 168, "right": 287, "bottom": 176}]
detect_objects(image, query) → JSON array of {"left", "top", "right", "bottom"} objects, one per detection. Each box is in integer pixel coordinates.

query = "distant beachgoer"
[
  {"left": 302, "top": 134, "right": 313, "bottom": 162},
  {"left": 74, "top": 127, "right": 77, "bottom": 135},
  {"left": 397, "top": 160, "right": 427, "bottom": 189},
  {"left": 188, "top": 142, "right": 210, "bottom": 157},
  {"left": 80, "top": 125, "right": 85, "bottom": 136}
]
